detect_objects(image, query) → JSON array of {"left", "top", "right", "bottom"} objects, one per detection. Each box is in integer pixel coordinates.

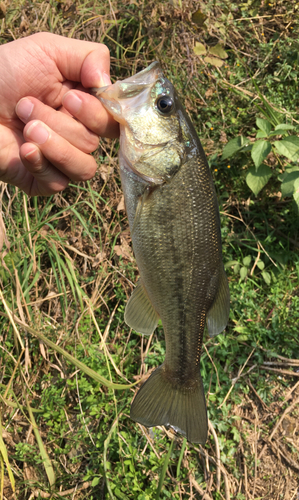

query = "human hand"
[{"left": 0, "top": 32, "right": 119, "bottom": 196}]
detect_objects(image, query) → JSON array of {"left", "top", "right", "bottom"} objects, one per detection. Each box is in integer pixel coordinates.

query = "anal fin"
[
  {"left": 206, "top": 266, "right": 230, "bottom": 337},
  {"left": 125, "top": 279, "right": 159, "bottom": 335}
]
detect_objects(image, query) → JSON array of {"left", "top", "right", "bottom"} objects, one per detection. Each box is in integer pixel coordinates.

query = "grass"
[{"left": 1, "top": 0, "right": 299, "bottom": 499}]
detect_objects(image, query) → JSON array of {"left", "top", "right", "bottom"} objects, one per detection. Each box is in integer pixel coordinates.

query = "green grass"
[{"left": 1, "top": 0, "right": 299, "bottom": 498}]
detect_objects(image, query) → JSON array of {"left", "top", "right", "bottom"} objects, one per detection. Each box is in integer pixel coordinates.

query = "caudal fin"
[{"left": 130, "top": 365, "right": 207, "bottom": 444}]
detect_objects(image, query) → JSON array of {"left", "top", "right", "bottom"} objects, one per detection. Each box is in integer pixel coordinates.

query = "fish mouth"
[{"left": 92, "top": 61, "right": 163, "bottom": 123}]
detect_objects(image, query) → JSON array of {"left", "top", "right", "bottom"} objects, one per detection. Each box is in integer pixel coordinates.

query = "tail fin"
[{"left": 130, "top": 365, "right": 207, "bottom": 444}]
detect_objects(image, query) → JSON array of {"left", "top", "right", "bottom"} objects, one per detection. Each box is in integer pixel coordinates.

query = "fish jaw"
[{"left": 93, "top": 61, "right": 162, "bottom": 125}]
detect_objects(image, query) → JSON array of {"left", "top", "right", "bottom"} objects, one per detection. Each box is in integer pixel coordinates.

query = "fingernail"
[
  {"left": 97, "top": 72, "right": 112, "bottom": 87},
  {"left": 26, "top": 121, "right": 49, "bottom": 144},
  {"left": 62, "top": 92, "right": 82, "bottom": 114},
  {"left": 16, "top": 98, "right": 34, "bottom": 122},
  {"left": 24, "top": 146, "right": 41, "bottom": 164}
]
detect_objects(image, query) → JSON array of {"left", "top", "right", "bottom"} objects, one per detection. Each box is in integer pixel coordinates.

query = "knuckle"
[
  {"left": 83, "top": 135, "right": 99, "bottom": 153},
  {"left": 78, "top": 162, "right": 97, "bottom": 181},
  {"left": 55, "top": 148, "right": 73, "bottom": 167}
]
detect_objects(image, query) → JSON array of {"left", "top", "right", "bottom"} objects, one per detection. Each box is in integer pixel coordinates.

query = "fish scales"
[{"left": 95, "top": 62, "right": 230, "bottom": 443}]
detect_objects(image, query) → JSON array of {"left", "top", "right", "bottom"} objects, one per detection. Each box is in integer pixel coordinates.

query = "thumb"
[
  {"left": 34, "top": 32, "right": 112, "bottom": 87},
  {"left": 80, "top": 45, "right": 112, "bottom": 88}
]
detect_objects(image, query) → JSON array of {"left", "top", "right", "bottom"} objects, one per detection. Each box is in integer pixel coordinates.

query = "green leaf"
[
  {"left": 256, "top": 118, "right": 272, "bottom": 135},
  {"left": 232, "top": 427, "right": 240, "bottom": 442},
  {"left": 293, "top": 177, "right": 299, "bottom": 211},
  {"left": 279, "top": 165, "right": 299, "bottom": 183},
  {"left": 237, "top": 334, "right": 249, "bottom": 342},
  {"left": 92, "top": 477, "right": 101, "bottom": 487},
  {"left": 221, "top": 136, "right": 247, "bottom": 160},
  {"left": 261, "top": 271, "right": 271, "bottom": 285},
  {"left": 224, "top": 260, "right": 239, "bottom": 269},
  {"left": 243, "top": 256, "right": 252, "bottom": 267},
  {"left": 268, "top": 128, "right": 290, "bottom": 137},
  {"left": 274, "top": 124, "right": 295, "bottom": 131},
  {"left": 239, "top": 267, "right": 248, "bottom": 280},
  {"left": 256, "top": 130, "right": 267, "bottom": 139},
  {"left": 204, "top": 56, "right": 224, "bottom": 67},
  {"left": 234, "top": 325, "right": 250, "bottom": 334},
  {"left": 251, "top": 140, "right": 272, "bottom": 169},
  {"left": 194, "top": 42, "right": 206, "bottom": 56},
  {"left": 233, "top": 263, "right": 240, "bottom": 274},
  {"left": 274, "top": 136, "right": 299, "bottom": 161},
  {"left": 257, "top": 260, "right": 265, "bottom": 270},
  {"left": 246, "top": 164, "right": 272, "bottom": 196},
  {"left": 209, "top": 43, "right": 228, "bottom": 59},
  {"left": 114, "top": 488, "right": 129, "bottom": 499},
  {"left": 281, "top": 170, "right": 299, "bottom": 197}
]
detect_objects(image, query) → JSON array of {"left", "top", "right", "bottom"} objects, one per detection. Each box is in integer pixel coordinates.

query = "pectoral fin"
[
  {"left": 125, "top": 279, "right": 159, "bottom": 335},
  {"left": 131, "top": 188, "right": 149, "bottom": 235},
  {"left": 206, "top": 266, "right": 230, "bottom": 337}
]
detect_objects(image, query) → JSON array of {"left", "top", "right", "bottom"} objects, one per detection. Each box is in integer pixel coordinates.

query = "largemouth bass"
[{"left": 94, "top": 62, "right": 230, "bottom": 444}]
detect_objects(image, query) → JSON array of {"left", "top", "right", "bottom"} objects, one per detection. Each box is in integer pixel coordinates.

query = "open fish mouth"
[
  {"left": 94, "top": 61, "right": 161, "bottom": 94},
  {"left": 92, "top": 61, "right": 163, "bottom": 123}
]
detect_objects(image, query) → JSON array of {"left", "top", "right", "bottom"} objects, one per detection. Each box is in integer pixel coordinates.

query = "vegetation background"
[{"left": 0, "top": 0, "right": 299, "bottom": 498}]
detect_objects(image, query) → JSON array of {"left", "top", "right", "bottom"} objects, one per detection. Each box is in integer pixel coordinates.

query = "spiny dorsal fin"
[
  {"left": 125, "top": 279, "right": 159, "bottom": 335},
  {"left": 206, "top": 266, "right": 230, "bottom": 337}
]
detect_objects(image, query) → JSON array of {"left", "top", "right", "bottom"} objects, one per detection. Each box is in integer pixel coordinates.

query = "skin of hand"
[{"left": 0, "top": 32, "right": 119, "bottom": 196}]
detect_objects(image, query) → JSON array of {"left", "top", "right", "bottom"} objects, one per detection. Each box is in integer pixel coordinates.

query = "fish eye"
[{"left": 156, "top": 95, "right": 174, "bottom": 115}]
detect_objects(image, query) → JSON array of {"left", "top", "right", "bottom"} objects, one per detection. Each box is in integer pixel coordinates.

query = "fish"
[{"left": 94, "top": 62, "right": 230, "bottom": 444}]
